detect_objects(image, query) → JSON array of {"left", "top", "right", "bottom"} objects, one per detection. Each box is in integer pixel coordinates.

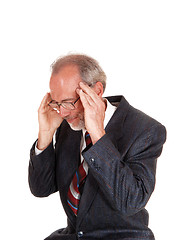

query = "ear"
[{"left": 92, "top": 82, "right": 104, "bottom": 97}]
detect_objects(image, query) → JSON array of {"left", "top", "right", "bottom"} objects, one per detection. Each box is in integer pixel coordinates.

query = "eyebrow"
[
  {"left": 62, "top": 98, "right": 75, "bottom": 102},
  {"left": 50, "top": 96, "right": 76, "bottom": 103}
]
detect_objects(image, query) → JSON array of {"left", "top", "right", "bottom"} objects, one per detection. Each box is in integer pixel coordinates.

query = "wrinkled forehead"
[{"left": 49, "top": 64, "right": 82, "bottom": 101}]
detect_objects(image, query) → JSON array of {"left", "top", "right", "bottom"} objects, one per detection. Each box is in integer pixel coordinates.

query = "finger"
[
  {"left": 77, "top": 87, "right": 96, "bottom": 106},
  {"left": 84, "top": 93, "right": 95, "bottom": 106},
  {"left": 39, "top": 93, "right": 51, "bottom": 111},
  {"left": 41, "top": 93, "right": 50, "bottom": 105},
  {"left": 77, "top": 88, "right": 91, "bottom": 109},
  {"left": 79, "top": 82, "right": 99, "bottom": 103}
]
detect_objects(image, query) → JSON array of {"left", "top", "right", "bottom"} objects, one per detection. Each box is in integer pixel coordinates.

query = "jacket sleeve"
[
  {"left": 28, "top": 140, "right": 58, "bottom": 197},
  {"left": 82, "top": 123, "right": 166, "bottom": 216}
]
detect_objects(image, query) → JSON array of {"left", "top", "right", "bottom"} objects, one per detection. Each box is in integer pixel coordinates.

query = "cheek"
[{"left": 73, "top": 106, "right": 84, "bottom": 119}]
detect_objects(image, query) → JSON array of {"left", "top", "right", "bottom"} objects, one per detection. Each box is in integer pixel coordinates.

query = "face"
[{"left": 49, "top": 64, "right": 85, "bottom": 131}]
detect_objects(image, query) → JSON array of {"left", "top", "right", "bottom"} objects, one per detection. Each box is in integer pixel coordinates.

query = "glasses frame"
[{"left": 48, "top": 97, "right": 80, "bottom": 111}]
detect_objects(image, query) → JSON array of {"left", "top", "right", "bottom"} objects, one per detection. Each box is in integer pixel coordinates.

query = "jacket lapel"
[
  {"left": 105, "top": 95, "right": 130, "bottom": 144},
  {"left": 76, "top": 171, "right": 99, "bottom": 228},
  {"left": 56, "top": 126, "right": 82, "bottom": 225}
]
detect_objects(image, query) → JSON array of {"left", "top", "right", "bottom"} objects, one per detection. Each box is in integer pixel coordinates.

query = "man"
[{"left": 29, "top": 54, "right": 166, "bottom": 240}]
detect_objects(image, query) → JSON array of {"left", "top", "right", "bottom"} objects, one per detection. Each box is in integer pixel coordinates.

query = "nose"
[{"left": 58, "top": 106, "right": 71, "bottom": 118}]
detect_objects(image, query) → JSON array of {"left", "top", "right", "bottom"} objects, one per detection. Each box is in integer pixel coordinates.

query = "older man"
[{"left": 29, "top": 54, "right": 166, "bottom": 240}]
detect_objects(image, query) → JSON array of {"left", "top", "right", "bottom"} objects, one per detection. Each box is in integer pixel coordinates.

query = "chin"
[{"left": 68, "top": 119, "right": 85, "bottom": 131}]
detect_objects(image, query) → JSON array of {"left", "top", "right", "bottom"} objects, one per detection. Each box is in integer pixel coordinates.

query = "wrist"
[
  {"left": 37, "top": 130, "right": 54, "bottom": 150},
  {"left": 90, "top": 129, "right": 106, "bottom": 145}
]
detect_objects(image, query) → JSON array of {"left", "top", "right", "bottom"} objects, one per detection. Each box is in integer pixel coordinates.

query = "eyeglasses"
[{"left": 48, "top": 97, "right": 80, "bottom": 111}]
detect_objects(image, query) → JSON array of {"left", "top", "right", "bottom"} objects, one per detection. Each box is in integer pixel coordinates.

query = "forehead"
[{"left": 49, "top": 65, "right": 82, "bottom": 101}]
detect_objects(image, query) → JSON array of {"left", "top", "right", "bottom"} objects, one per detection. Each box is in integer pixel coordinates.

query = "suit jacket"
[{"left": 29, "top": 96, "right": 166, "bottom": 240}]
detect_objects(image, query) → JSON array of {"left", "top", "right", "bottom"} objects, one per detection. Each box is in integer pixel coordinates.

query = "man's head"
[{"left": 49, "top": 54, "right": 106, "bottom": 131}]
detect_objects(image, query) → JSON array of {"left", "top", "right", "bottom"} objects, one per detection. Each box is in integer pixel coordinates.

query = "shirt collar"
[{"left": 103, "top": 98, "right": 117, "bottom": 128}]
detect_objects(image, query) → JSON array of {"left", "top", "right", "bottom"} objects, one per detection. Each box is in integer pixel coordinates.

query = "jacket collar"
[{"left": 105, "top": 95, "right": 130, "bottom": 145}]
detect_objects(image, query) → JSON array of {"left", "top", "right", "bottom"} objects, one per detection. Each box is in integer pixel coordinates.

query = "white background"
[{"left": 0, "top": 1, "right": 180, "bottom": 239}]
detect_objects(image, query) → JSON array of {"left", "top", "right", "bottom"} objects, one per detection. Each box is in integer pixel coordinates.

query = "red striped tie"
[{"left": 67, "top": 132, "right": 91, "bottom": 215}]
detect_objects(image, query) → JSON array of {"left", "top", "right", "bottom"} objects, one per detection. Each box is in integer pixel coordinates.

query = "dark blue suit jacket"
[{"left": 29, "top": 96, "right": 166, "bottom": 240}]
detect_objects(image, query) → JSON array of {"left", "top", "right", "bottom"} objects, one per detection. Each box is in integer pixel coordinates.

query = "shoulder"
[
  {"left": 107, "top": 95, "right": 166, "bottom": 144},
  {"left": 126, "top": 102, "right": 166, "bottom": 137}
]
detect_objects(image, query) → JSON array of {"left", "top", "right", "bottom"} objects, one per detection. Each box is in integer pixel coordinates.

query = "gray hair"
[{"left": 50, "top": 54, "right": 107, "bottom": 92}]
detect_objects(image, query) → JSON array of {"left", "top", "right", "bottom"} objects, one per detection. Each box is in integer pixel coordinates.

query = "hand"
[
  {"left": 77, "top": 82, "right": 106, "bottom": 144},
  {"left": 37, "top": 93, "right": 63, "bottom": 150}
]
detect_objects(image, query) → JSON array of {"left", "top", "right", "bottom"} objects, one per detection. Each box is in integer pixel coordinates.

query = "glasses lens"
[
  {"left": 61, "top": 102, "right": 75, "bottom": 110},
  {"left": 49, "top": 102, "right": 59, "bottom": 111},
  {"left": 49, "top": 100, "right": 75, "bottom": 111}
]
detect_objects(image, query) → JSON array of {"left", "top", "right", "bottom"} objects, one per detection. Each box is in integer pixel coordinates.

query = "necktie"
[{"left": 67, "top": 132, "right": 91, "bottom": 215}]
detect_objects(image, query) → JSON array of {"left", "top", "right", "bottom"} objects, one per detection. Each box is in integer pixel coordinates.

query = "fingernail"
[{"left": 76, "top": 88, "right": 82, "bottom": 94}]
